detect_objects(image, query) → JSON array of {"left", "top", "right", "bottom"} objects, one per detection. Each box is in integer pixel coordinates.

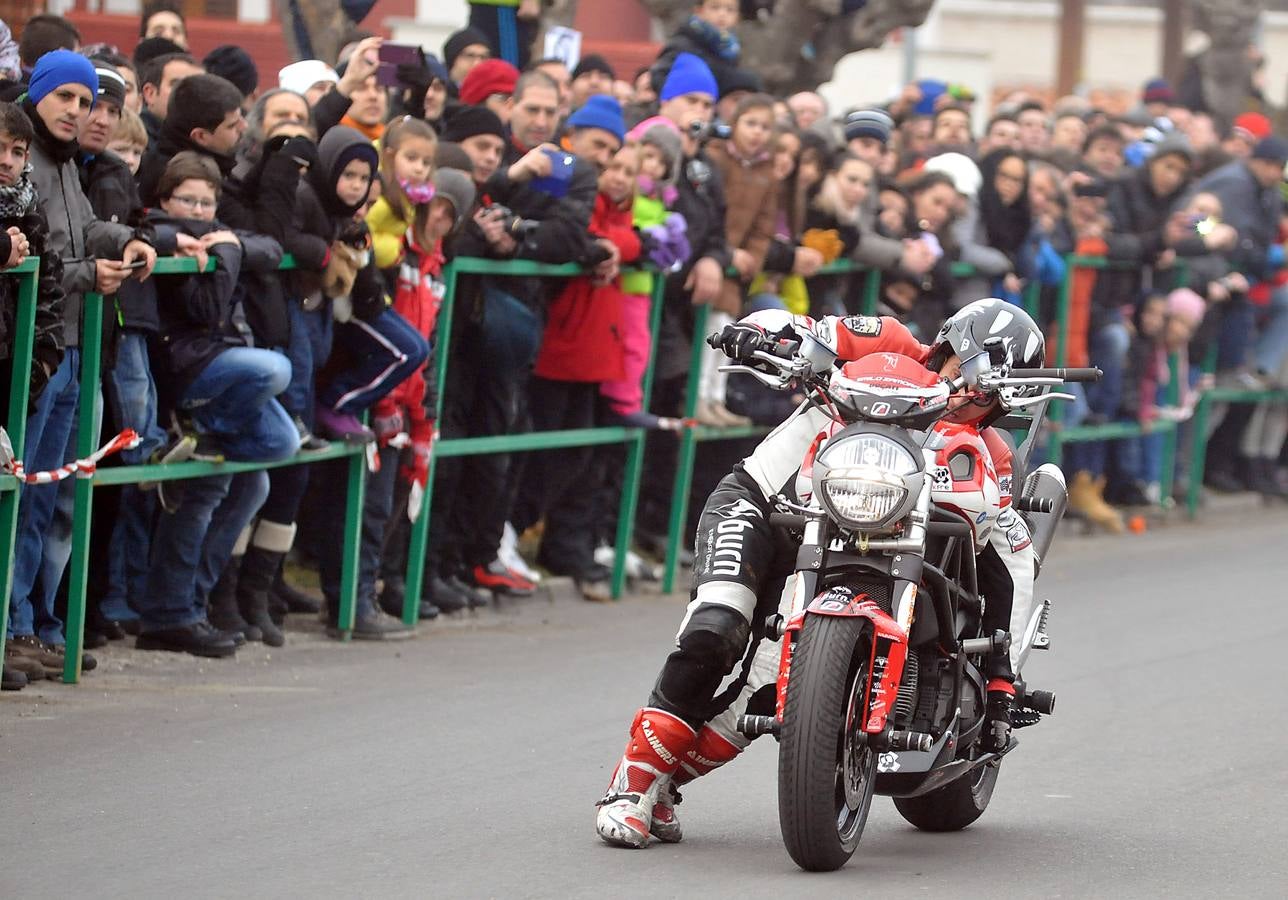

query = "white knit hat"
[
  {"left": 924, "top": 152, "right": 983, "bottom": 201},
  {"left": 279, "top": 59, "right": 339, "bottom": 97}
]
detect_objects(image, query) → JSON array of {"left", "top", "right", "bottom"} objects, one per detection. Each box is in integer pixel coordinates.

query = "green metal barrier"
[
  {"left": 0, "top": 257, "right": 41, "bottom": 682},
  {"left": 401, "top": 256, "right": 668, "bottom": 621},
  {"left": 59, "top": 255, "right": 373, "bottom": 682}
]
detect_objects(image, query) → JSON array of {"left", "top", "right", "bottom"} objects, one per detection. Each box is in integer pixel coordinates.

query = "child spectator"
[
  {"left": 701, "top": 92, "right": 778, "bottom": 426},
  {"left": 373, "top": 168, "right": 477, "bottom": 619},
  {"left": 368, "top": 115, "right": 438, "bottom": 271},
  {"left": 803, "top": 152, "right": 873, "bottom": 317},
  {"left": 106, "top": 105, "right": 147, "bottom": 174},
  {"left": 652, "top": 0, "right": 741, "bottom": 100},
  {"left": 133, "top": 151, "right": 296, "bottom": 659},
  {"left": 605, "top": 117, "right": 688, "bottom": 428},
  {"left": 514, "top": 142, "right": 643, "bottom": 600}
]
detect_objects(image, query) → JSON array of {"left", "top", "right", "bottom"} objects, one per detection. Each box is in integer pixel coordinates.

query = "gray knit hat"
[
  {"left": 432, "top": 167, "right": 476, "bottom": 227},
  {"left": 1150, "top": 131, "right": 1195, "bottom": 165},
  {"left": 843, "top": 108, "right": 894, "bottom": 145},
  {"left": 639, "top": 123, "right": 683, "bottom": 181}
]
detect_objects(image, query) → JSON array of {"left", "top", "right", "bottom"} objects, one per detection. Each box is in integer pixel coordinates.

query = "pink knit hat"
[
  {"left": 626, "top": 115, "right": 681, "bottom": 143},
  {"left": 1166, "top": 287, "right": 1206, "bottom": 326}
]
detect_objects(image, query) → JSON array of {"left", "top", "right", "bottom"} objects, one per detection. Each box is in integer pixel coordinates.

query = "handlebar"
[
  {"left": 1010, "top": 367, "right": 1102, "bottom": 383},
  {"left": 769, "top": 512, "right": 810, "bottom": 529}
]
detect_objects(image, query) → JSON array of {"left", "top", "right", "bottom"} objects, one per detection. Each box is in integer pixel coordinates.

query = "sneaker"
[
  {"left": 351, "top": 606, "right": 415, "bottom": 640},
  {"left": 138, "top": 434, "right": 198, "bottom": 491},
  {"left": 191, "top": 434, "right": 226, "bottom": 463},
  {"left": 577, "top": 575, "right": 613, "bottom": 602},
  {"left": 470, "top": 560, "right": 537, "bottom": 597},
  {"left": 293, "top": 414, "right": 331, "bottom": 451},
  {"left": 499, "top": 522, "right": 542, "bottom": 584},
  {"left": 315, "top": 405, "right": 374, "bottom": 443},
  {"left": 594, "top": 545, "right": 661, "bottom": 582}
]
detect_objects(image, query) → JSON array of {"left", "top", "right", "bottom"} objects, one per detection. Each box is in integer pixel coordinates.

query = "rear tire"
[
  {"left": 892, "top": 760, "right": 1000, "bottom": 832},
  {"left": 777, "top": 616, "right": 876, "bottom": 872}
]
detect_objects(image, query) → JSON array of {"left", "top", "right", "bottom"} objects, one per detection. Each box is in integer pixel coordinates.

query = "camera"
[{"left": 482, "top": 203, "right": 538, "bottom": 240}]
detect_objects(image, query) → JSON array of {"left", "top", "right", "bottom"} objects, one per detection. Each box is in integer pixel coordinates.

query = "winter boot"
[
  {"left": 206, "top": 546, "right": 262, "bottom": 643},
  {"left": 237, "top": 521, "right": 294, "bottom": 647},
  {"left": 272, "top": 559, "right": 323, "bottom": 617},
  {"left": 650, "top": 724, "right": 743, "bottom": 844},
  {"left": 595, "top": 708, "right": 696, "bottom": 848},
  {"left": 983, "top": 679, "right": 1015, "bottom": 752},
  {"left": 1068, "top": 471, "right": 1125, "bottom": 533}
]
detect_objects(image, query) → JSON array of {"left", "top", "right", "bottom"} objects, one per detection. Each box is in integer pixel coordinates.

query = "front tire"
[
  {"left": 892, "top": 760, "right": 1000, "bottom": 831},
  {"left": 777, "top": 616, "right": 877, "bottom": 871}
]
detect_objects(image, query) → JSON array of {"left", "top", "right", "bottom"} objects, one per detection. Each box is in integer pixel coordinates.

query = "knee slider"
[{"left": 677, "top": 605, "right": 750, "bottom": 670}]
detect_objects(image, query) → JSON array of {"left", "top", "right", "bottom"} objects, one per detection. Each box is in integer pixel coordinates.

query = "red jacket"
[
  {"left": 533, "top": 192, "right": 641, "bottom": 382},
  {"left": 372, "top": 237, "right": 445, "bottom": 444}
]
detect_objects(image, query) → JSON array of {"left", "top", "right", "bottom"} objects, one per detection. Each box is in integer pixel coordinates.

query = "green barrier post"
[
  {"left": 59, "top": 256, "right": 370, "bottom": 680},
  {"left": 0, "top": 258, "right": 41, "bottom": 676}
]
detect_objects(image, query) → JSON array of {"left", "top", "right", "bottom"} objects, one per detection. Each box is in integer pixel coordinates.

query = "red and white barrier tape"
[{"left": 1, "top": 428, "right": 141, "bottom": 484}]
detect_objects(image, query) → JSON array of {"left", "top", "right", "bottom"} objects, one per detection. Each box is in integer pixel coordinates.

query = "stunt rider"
[{"left": 596, "top": 299, "right": 1046, "bottom": 849}]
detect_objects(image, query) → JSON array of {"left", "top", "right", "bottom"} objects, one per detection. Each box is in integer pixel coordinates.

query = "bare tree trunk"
[{"left": 1190, "top": 0, "right": 1264, "bottom": 126}]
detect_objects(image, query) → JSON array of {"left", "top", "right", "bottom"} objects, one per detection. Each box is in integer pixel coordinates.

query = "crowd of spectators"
[{"left": 2, "top": 0, "right": 1287, "bottom": 692}]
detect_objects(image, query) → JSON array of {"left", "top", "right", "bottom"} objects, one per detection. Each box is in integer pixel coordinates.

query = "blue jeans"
[
  {"left": 7, "top": 350, "right": 79, "bottom": 642},
  {"left": 180, "top": 347, "right": 297, "bottom": 462},
  {"left": 195, "top": 470, "right": 269, "bottom": 604},
  {"left": 318, "top": 309, "right": 428, "bottom": 414},
  {"left": 104, "top": 331, "right": 167, "bottom": 463},
  {"left": 281, "top": 301, "right": 333, "bottom": 426},
  {"left": 1255, "top": 284, "right": 1288, "bottom": 375},
  {"left": 100, "top": 485, "right": 154, "bottom": 622},
  {"left": 1066, "top": 321, "right": 1130, "bottom": 477},
  {"left": 137, "top": 474, "right": 233, "bottom": 631},
  {"left": 319, "top": 445, "right": 398, "bottom": 609}
]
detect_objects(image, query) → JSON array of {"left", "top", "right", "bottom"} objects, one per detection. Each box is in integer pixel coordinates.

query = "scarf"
[
  {"left": 686, "top": 15, "right": 740, "bottom": 62},
  {"left": 0, "top": 163, "right": 36, "bottom": 218},
  {"left": 23, "top": 96, "right": 79, "bottom": 164},
  {"left": 340, "top": 114, "right": 385, "bottom": 143}
]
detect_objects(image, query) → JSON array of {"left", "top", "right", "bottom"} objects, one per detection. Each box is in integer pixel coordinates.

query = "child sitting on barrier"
[{"left": 132, "top": 151, "right": 299, "bottom": 660}]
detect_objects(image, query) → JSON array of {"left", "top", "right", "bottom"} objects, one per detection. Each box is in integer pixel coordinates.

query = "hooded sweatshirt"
[{"left": 282, "top": 125, "right": 384, "bottom": 317}]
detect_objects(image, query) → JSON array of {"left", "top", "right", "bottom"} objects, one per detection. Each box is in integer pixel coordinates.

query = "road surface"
[{"left": 2, "top": 500, "right": 1286, "bottom": 899}]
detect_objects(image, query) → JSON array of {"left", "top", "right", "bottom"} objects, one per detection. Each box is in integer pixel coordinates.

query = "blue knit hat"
[
  {"left": 661, "top": 52, "right": 717, "bottom": 102},
  {"left": 28, "top": 49, "right": 99, "bottom": 106},
  {"left": 567, "top": 94, "right": 625, "bottom": 143}
]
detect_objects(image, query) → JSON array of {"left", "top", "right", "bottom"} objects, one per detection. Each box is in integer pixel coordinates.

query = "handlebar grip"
[
  {"left": 769, "top": 512, "right": 809, "bottom": 529},
  {"left": 1018, "top": 367, "right": 1103, "bottom": 382},
  {"left": 1013, "top": 496, "right": 1055, "bottom": 514},
  {"left": 706, "top": 332, "right": 722, "bottom": 350}
]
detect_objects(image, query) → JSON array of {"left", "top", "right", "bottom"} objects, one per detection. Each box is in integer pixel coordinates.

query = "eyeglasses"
[{"left": 168, "top": 195, "right": 217, "bottom": 211}]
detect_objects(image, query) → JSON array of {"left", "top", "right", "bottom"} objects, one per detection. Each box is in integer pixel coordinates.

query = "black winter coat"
[
  {"left": 0, "top": 206, "right": 66, "bottom": 402},
  {"left": 79, "top": 150, "right": 154, "bottom": 337},
  {"left": 147, "top": 211, "right": 284, "bottom": 392}
]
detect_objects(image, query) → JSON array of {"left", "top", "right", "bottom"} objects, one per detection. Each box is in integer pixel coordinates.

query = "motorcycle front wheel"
[{"left": 777, "top": 616, "right": 877, "bottom": 872}]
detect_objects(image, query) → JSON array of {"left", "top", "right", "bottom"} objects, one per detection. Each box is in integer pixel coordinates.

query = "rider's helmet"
[{"left": 926, "top": 299, "right": 1046, "bottom": 425}]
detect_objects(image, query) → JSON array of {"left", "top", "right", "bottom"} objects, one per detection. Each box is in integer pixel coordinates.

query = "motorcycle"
[{"left": 714, "top": 335, "right": 1099, "bottom": 872}]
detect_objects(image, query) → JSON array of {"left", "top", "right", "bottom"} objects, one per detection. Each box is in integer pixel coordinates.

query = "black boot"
[
  {"left": 983, "top": 689, "right": 1013, "bottom": 752},
  {"left": 207, "top": 557, "right": 262, "bottom": 643},
  {"left": 271, "top": 563, "right": 322, "bottom": 615},
  {"left": 238, "top": 547, "right": 286, "bottom": 647}
]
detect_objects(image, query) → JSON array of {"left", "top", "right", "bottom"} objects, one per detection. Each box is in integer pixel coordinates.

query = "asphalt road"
[{"left": 3, "top": 500, "right": 1287, "bottom": 899}]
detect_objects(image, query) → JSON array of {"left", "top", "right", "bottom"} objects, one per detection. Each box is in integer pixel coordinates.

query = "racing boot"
[
  {"left": 596, "top": 708, "right": 696, "bottom": 848},
  {"left": 651, "top": 724, "right": 744, "bottom": 843},
  {"left": 983, "top": 679, "right": 1015, "bottom": 752}
]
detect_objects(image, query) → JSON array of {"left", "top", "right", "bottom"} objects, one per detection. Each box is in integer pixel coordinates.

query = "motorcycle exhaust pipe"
[{"left": 1017, "top": 464, "right": 1068, "bottom": 575}]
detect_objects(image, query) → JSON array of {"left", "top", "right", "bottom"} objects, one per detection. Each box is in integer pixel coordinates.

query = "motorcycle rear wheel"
[
  {"left": 778, "top": 616, "right": 877, "bottom": 872},
  {"left": 892, "top": 758, "right": 1000, "bottom": 831}
]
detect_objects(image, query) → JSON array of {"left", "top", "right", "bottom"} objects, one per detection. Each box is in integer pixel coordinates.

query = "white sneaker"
[
  {"left": 594, "top": 545, "right": 662, "bottom": 582},
  {"left": 499, "top": 522, "right": 541, "bottom": 584}
]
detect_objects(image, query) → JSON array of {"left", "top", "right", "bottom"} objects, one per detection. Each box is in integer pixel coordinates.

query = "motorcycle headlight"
[{"left": 813, "top": 433, "right": 922, "bottom": 531}]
